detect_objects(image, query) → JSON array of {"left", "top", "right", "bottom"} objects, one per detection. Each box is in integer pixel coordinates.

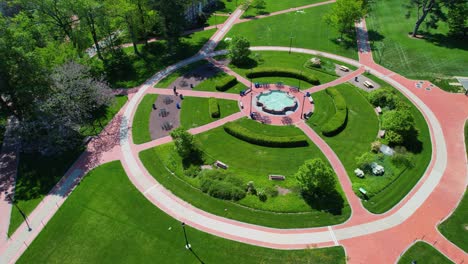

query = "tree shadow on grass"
[
  {"left": 403, "top": 128, "right": 423, "bottom": 154},
  {"left": 415, "top": 31, "right": 468, "bottom": 51},
  {"left": 302, "top": 190, "right": 345, "bottom": 215},
  {"left": 231, "top": 57, "right": 258, "bottom": 69},
  {"left": 330, "top": 36, "right": 357, "bottom": 51}
]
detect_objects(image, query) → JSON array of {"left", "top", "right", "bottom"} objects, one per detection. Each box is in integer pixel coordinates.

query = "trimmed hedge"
[
  {"left": 246, "top": 67, "right": 320, "bottom": 85},
  {"left": 215, "top": 75, "right": 238, "bottom": 91},
  {"left": 223, "top": 122, "right": 308, "bottom": 147},
  {"left": 199, "top": 170, "right": 246, "bottom": 201},
  {"left": 209, "top": 97, "right": 220, "bottom": 118},
  {"left": 321, "top": 88, "right": 348, "bottom": 136}
]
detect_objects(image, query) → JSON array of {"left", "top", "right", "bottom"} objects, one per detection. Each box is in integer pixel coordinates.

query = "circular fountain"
[{"left": 255, "top": 90, "right": 298, "bottom": 115}]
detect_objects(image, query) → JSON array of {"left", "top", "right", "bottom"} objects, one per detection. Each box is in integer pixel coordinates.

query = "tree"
[
  {"left": 18, "top": 61, "right": 114, "bottom": 154},
  {"left": 152, "top": 0, "right": 188, "bottom": 47},
  {"left": 447, "top": 0, "right": 467, "bottom": 37},
  {"left": 355, "top": 152, "right": 376, "bottom": 172},
  {"left": 323, "top": 0, "right": 366, "bottom": 38},
  {"left": 229, "top": 36, "right": 251, "bottom": 66},
  {"left": 405, "top": 0, "right": 446, "bottom": 37},
  {"left": 382, "top": 109, "right": 415, "bottom": 135},
  {"left": 295, "top": 158, "right": 337, "bottom": 196},
  {"left": 170, "top": 127, "right": 202, "bottom": 163},
  {"left": 252, "top": 0, "right": 266, "bottom": 14}
]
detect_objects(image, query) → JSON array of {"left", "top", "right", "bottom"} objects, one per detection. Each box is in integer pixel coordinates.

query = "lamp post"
[
  {"left": 300, "top": 93, "right": 307, "bottom": 119},
  {"left": 8, "top": 193, "right": 31, "bottom": 231},
  {"left": 181, "top": 222, "right": 191, "bottom": 250}
]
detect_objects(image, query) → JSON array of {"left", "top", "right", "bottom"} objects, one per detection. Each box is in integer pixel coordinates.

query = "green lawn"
[
  {"left": 132, "top": 94, "right": 158, "bottom": 144},
  {"left": 155, "top": 60, "right": 209, "bottom": 88},
  {"left": 206, "top": 14, "right": 229, "bottom": 26},
  {"left": 140, "top": 118, "right": 351, "bottom": 228},
  {"left": 216, "top": 0, "right": 239, "bottom": 13},
  {"left": 18, "top": 161, "right": 346, "bottom": 263},
  {"left": 438, "top": 188, "right": 468, "bottom": 252},
  {"left": 366, "top": 0, "right": 468, "bottom": 89},
  {"left": 243, "top": 0, "right": 328, "bottom": 18},
  {"left": 9, "top": 96, "right": 127, "bottom": 236},
  {"left": 359, "top": 77, "right": 432, "bottom": 213},
  {"left": 193, "top": 71, "right": 248, "bottom": 94},
  {"left": 180, "top": 97, "right": 239, "bottom": 129},
  {"left": 103, "top": 29, "right": 216, "bottom": 88},
  {"left": 398, "top": 242, "right": 453, "bottom": 264},
  {"left": 226, "top": 4, "right": 358, "bottom": 59},
  {"left": 308, "top": 80, "right": 431, "bottom": 213},
  {"left": 229, "top": 51, "right": 340, "bottom": 88}
]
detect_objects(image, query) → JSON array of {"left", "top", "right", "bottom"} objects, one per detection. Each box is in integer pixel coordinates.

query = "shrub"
[
  {"left": 265, "top": 186, "right": 279, "bottom": 197},
  {"left": 184, "top": 164, "right": 201, "bottom": 178},
  {"left": 246, "top": 67, "right": 320, "bottom": 85},
  {"left": 199, "top": 170, "right": 246, "bottom": 201},
  {"left": 371, "top": 141, "right": 382, "bottom": 153},
  {"left": 369, "top": 88, "right": 397, "bottom": 109},
  {"left": 391, "top": 152, "right": 414, "bottom": 168},
  {"left": 223, "top": 122, "right": 308, "bottom": 147},
  {"left": 257, "top": 188, "right": 267, "bottom": 202},
  {"left": 215, "top": 75, "right": 238, "bottom": 91},
  {"left": 246, "top": 181, "right": 257, "bottom": 195},
  {"left": 209, "top": 97, "right": 220, "bottom": 118},
  {"left": 356, "top": 152, "right": 376, "bottom": 172},
  {"left": 321, "top": 88, "right": 348, "bottom": 136}
]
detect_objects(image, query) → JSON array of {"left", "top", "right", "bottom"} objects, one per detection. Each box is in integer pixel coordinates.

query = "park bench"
[
  {"left": 240, "top": 101, "right": 244, "bottom": 109},
  {"left": 215, "top": 160, "right": 228, "bottom": 169},
  {"left": 359, "top": 187, "right": 367, "bottom": 195},
  {"left": 304, "top": 111, "right": 313, "bottom": 119},
  {"left": 268, "top": 174, "right": 286, "bottom": 181},
  {"left": 339, "top": 65, "right": 349, "bottom": 72},
  {"left": 363, "top": 81, "right": 374, "bottom": 88},
  {"left": 308, "top": 96, "right": 314, "bottom": 104}
]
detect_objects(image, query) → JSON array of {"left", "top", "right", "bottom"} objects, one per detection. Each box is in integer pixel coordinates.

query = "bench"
[
  {"left": 215, "top": 160, "right": 228, "bottom": 169},
  {"left": 339, "top": 65, "right": 350, "bottom": 72},
  {"left": 363, "top": 81, "right": 374, "bottom": 88},
  {"left": 359, "top": 187, "right": 367, "bottom": 195},
  {"left": 308, "top": 96, "right": 314, "bottom": 104},
  {"left": 269, "top": 174, "right": 286, "bottom": 181},
  {"left": 240, "top": 102, "right": 244, "bottom": 109},
  {"left": 304, "top": 111, "right": 313, "bottom": 119}
]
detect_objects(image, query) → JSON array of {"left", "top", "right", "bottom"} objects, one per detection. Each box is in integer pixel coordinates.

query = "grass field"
[
  {"left": 105, "top": 29, "right": 216, "bottom": 88},
  {"left": 242, "top": 0, "right": 328, "bottom": 17},
  {"left": 140, "top": 143, "right": 351, "bottom": 227},
  {"left": 366, "top": 0, "right": 468, "bottom": 89},
  {"left": 359, "top": 76, "right": 432, "bottom": 213},
  {"left": 398, "top": 242, "right": 453, "bottom": 264},
  {"left": 155, "top": 60, "right": 209, "bottom": 88},
  {"left": 226, "top": 4, "right": 358, "bottom": 59},
  {"left": 206, "top": 14, "right": 229, "bottom": 26},
  {"left": 180, "top": 97, "right": 239, "bottom": 129},
  {"left": 438, "top": 189, "right": 468, "bottom": 252},
  {"left": 9, "top": 96, "right": 127, "bottom": 236},
  {"left": 193, "top": 71, "right": 248, "bottom": 94},
  {"left": 132, "top": 94, "right": 158, "bottom": 144},
  {"left": 18, "top": 161, "right": 346, "bottom": 263},
  {"left": 229, "top": 51, "right": 340, "bottom": 87}
]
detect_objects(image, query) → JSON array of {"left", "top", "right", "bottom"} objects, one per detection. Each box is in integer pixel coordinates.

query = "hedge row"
[
  {"left": 321, "top": 88, "right": 348, "bottom": 136},
  {"left": 215, "top": 75, "right": 238, "bottom": 91},
  {"left": 209, "top": 97, "right": 220, "bottom": 118},
  {"left": 223, "top": 122, "right": 308, "bottom": 147},
  {"left": 246, "top": 67, "right": 320, "bottom": 85}
]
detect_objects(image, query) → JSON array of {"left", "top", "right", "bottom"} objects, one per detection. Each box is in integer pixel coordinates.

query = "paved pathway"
[{"left": 1, "top": 2, "right": 468, "bottom": 263}]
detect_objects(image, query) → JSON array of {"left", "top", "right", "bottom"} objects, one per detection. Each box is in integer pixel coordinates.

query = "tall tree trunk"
[
  {"left": 137, "top": 1, "right": 148, "bottom": 45},
  {"left": 412, "top": 0, "right": 435, "bottom": 37},
  {"left": 87, "top": 12, "right": 104, "bottom": 62}
]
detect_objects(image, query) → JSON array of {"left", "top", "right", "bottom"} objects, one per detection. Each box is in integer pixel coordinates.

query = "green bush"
[
  {"left": 246, "top": 67, "right": 320, "bottom": 85},
  {"left": 199, "top": 170, "right": 246, "bottom": 201},
  {"left": 321, "top": 88, "right": 348, "bottom": 136},
  {"left": 184, "top": 164, "right": 201, "bottom": 178},
  {"left": 215, "top": 75, "right": 238, "bottom": 91},
  {"left": 257, "top": 189, "right": 267, "bottom": 202},
  {"left": 209, "top": 97, "right": 220, "bottom": 118},
  {"left": 265, "top": 186, "right": 279, "bottom": 197},
  {"left": 223, "top": 122, "right": 308, "bottom": 147}
]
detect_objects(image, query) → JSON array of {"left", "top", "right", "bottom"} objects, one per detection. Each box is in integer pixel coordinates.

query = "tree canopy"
[
  {"left": 229, "top": 36, "right": 251, "bottom": 66},
  {"left": 324, "top": 0, "right": 366, "bottom": 38},
  {"left": 295, "top": 158, "right": 337, "bottom": 196}
]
